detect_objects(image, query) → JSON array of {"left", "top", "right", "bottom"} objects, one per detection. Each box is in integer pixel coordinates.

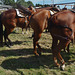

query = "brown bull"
[
  {"left": 48, "top": 10, "right": 75, "bottom": 70},
  {"left": 0, "top": 5, "right": 31, "bottom": 47},
  {"left": 29, "top": 10, "right": 51, "bottom": 56},
  {"left": 26, "top": 6, "right": 60, "bottom": 56}
]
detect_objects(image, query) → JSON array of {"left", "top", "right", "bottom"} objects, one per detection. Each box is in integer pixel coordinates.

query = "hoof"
[
  {"left": 5, "top": 44, "right": 11, "bottom": 48},
  {"left": 38, "top": 52, "right": 41, "bottom": 56},
  {"left": 34, "top": 53, "right": 39, "bottom": 57},
  {"left": 7, "top": 44, "right": 11, "bottom": 48},
  {"left": 22, "top": 32, "right": 24, "bottom": 34},
  {"left": 35, "top": 55, "right": 40, "bottom": 58},
  {"left": 60, "top": 64, "right": 65, "bottom": 71},
  {"left": 26, "top": 32, "right": 28, "bottom": 34},
  {"left": 5, "top": 43, "right": 12, "bottom": 48},
  {"left": 8, "top": 45, "right": 11, "bottom": 48},
  {"left": 10, "top": 43, "right": 13, "bottom": 46},
  {"left": 65, "top": 50, "right": 68, "bottom": 53}
]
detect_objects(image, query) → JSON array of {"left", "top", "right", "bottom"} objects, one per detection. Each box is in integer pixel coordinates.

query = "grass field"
[{"left": 0, "top": 28, "right": 75, "bottom": 75}]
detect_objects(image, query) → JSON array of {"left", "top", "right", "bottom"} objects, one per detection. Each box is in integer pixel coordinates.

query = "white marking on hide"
[
  {"left": 61, "top": 64, "right": 65, "bottom": 70},
  {"left": 22, "top": 32, "right": 24, "bottom": 34}
]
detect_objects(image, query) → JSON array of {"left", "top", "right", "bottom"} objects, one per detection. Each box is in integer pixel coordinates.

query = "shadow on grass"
[
  {"left": 1, "top": 48, "right": 75, "bottom": 72},
  {"left": 1, "top": 55, "right": 53, "bottom": 70},
  {"left": 3, "top": 40, "right": 31, "bottom": 46},
  {"left": 0, "top": 48, "right": 54, "bottom": 70},
  {"left": 0, "top": 48, "right": 52, "bottom": 57}
]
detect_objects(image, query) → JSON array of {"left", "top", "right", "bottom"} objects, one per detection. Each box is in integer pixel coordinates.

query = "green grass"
[{"left": 0, "top": 28, "right": 75, "bottom": 75}]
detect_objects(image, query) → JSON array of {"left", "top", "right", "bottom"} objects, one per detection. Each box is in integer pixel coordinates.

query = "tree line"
[
  {"left": 0, "top": 0, "right": 52, "bottom": 8},
  {"left": 0, "top": 0, "right": 34, "bottom": 7}
]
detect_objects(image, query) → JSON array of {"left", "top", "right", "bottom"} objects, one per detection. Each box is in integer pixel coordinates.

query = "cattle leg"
[
  {"left": 56, "top": 40, "right": 71, "bottom": 70},
  {"left": 25, "top": 28, "right": 28, "bottom": 34},
  {"left": 37, "top": 43, "right": 43, "bottom": 55},
  {"left": 66, "top": 43, "right": 70, "bottom": 53},
  {"left": 4, "top": 28, "right": 14, "bottom": 47},
  {"left": 33, "top": 32, "right": 42, "bottom": 56},
  {"left": 51, "top": 38, "right": 60, "bottom": 67},
  {"left": 64, "top": 43, "right": 70, "bottom": 53},
  {"left": 0, "top": 33, "right": 3, "bottom": 47},
  {"left": 22, "top": 28, "right": 24, "bottom": 34}
]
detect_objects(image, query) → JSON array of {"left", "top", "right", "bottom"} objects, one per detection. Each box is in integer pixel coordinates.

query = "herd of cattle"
[{"left": 0, "top": 4, "right": 75, "bottom": 70}]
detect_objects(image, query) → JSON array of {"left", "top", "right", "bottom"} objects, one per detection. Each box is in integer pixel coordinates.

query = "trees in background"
[
  {"left": 2, "top": 0, "right": 15, "bottom": 5},
  {"left": 35, "top": 4, "right": 50, "bottom": 7},
  {"left": 1, "top": 0, "right": 34, "bottom": 7},
  {"left": 16, "top": 0, "right": 34, "bottom": 7}
]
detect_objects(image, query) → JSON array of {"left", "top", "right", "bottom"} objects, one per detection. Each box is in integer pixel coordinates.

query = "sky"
[
  {"left": 25, "top": 0, "right": 75, "bottom": 9},
  {"left": 25, "top": 0, "right": 75, "bottom": 5}
]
